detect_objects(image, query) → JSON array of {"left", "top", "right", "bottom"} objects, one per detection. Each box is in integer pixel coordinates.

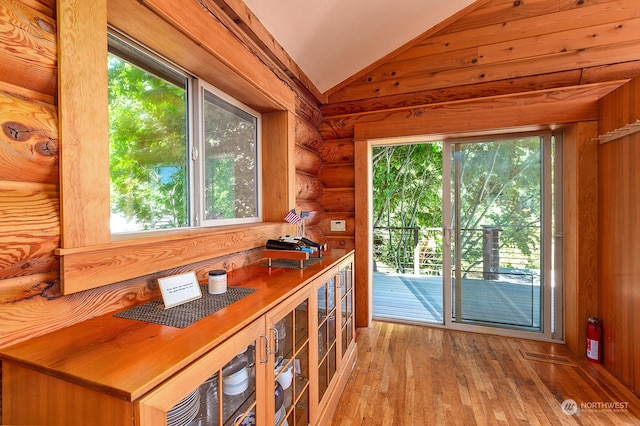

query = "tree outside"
[
  {"left": 372, "top": 142, "right": 443, "bottom": 273},
  {"left": 372, "top": 136, "right": 543, "bottom": 277},
  {"left": 108, "top": 53, "right": 189, "bottom": 232}
]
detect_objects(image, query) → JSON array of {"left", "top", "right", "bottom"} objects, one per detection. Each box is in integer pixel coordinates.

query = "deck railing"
[{"left": 373, "top": 225, "right": 540, "bottom": 277}]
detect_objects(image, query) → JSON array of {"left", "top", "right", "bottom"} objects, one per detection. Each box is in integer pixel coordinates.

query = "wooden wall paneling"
[
  {"left": 597, "top": 75, "right": 640, "bottom": 395},
  {"left": 0, "top": 92, "right": 58, "bottom": 183},
  {"left": 303, "top": 226, "right": 325, "bottom": 244},
  {"left": 0, "top": 81, "right": 54, "bottom": 106},
  {"left": 0, "top": 272, "right": 57, "bottom": 304},
  {"left": 294, "top": 144, "right": 323, "bottom": 176},
  {"left": 330, "top": 40, "right": 640, "bottom": 103},
  {"left": 0, "top": 0, "right": 56, "bottom": 98},
  {"left": 440, "top": 0, "right": 572, "bottom": 35},
  {"left": 360, "top": 47, "right": 480, "bottom": 83},
  {"left": 295, "top": 172, "right": 323, "bottom": 200},
  {"left": 322, "top": 65, "right": 640, "bottom": 119},
  {"left": 324, "top": 236, "right": 355, "bottom": 251},
  {"left": 318, "top": 139, "right": 354, "bottom": 164},
  {"left": 321, "top": 71, "right": 586, "bottom": 117},
  {"left": 0, "top": 181, "right": 59, "bottom": 279},
  {"left": 404, "top": 0, "right": 640, "bottom": 60},
  {"left": 289, "top": 98, "right": 326, "bottom": 243},
  {"left": 319, "top": 189, "right": 356, "bottom": 213},
  {"left": 598, "top": 133, "right": 640, "bottom": 396},
  {"left": 581, "top": 59, "right": 640, "bottom": 85},
  {"left": 295, "top": 114, "right": 324, "bottom": 150},
  {"left": 562, "top": 122, "right": 599, "bottom": 357},
  {"left": 57, "top": 0, "right": 110, "bottom": 248},
  {"left": 478, "top": 17, "right": 640, "bottom": 65},
  {"left": 318, "top": 165, "right": 355, "bottom": 188}
]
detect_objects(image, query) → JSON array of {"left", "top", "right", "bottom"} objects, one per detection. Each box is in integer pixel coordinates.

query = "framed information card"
[{"left": 158, "top": 272, "right": 202, "bottom": 309}]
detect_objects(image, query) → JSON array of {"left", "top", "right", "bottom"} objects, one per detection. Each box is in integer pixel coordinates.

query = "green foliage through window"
[
  {"left": 108, "top": 50, "right": 188, "bottom": 232},
  {"left": 107, "top": 32, "right": 260, "bottom": 233}
]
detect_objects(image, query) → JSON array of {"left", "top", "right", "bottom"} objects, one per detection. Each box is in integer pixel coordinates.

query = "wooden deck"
[{"left": 373, "top": 272, "right": 541, "bottom": 328}]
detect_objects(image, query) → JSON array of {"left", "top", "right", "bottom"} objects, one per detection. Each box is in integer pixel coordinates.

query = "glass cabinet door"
[
  {"left": 316, "top": 275, "right": 338, "bottom": 404},
  {"left": 339, "top": 261, "right": 355, "bottom": 358},
  {"left": 266, "top": 288, "right": 311, "bottom": 426},
  {"left": 136, "top": 318, "right": 266, "bottom": 426}
]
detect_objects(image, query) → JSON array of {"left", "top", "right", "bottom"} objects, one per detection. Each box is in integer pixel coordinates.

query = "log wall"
[
  {"left": 0, "top": 1, "right": 326, "bottom": 419},
  {"left": 317, "top": 0, "right": 640, "bottom": 397}
]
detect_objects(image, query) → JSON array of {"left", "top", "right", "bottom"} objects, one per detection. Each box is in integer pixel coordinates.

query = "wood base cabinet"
[
  {"left": 0, "top": 250, "right": 355, "bottom": 426},
  {"left": 137, "top": 318, "right": 267, "bottom": 426}
]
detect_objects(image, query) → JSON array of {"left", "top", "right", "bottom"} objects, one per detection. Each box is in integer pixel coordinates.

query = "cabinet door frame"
[
  {"left": 264, "top": 285, "right": 313, "bottom": 425},
  {"left": 135, "top": 317, "right": 267, "bottom": 426},
  {"left": 312, "top": 265, "right": 341, "bottom": 423},
  {"left": 337, "top": 256, "right": 355, "bottom": 370}
]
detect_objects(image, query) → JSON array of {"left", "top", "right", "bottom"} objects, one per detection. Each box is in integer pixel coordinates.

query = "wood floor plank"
[{"left": 331, "top": 321, "right": 640, "bottom": 425}]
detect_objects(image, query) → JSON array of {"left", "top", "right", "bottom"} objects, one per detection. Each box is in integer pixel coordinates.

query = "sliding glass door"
[{"left": 443, "top": 133, "right": 561, "bottom": 338}]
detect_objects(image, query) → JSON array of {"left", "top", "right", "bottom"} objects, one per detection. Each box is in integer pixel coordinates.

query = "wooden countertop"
[{"left": 0, "top": 250, "right": 352, "bottom": 401}]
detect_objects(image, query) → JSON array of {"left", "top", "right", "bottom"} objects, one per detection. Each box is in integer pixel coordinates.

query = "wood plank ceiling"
[{"left": 323, "top": 0, "right": 640, "bottom": 112}]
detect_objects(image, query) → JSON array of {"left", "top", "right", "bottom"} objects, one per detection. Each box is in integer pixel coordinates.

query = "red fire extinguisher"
[{"left": 586, "top": 317, "right": 601, "bottom": 363}]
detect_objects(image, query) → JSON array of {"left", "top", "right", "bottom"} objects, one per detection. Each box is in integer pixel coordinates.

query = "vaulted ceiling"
[
  {"left": 242, "top": 0, "right": 477, "bottom": 93},
  {"left": 228, "top": 0, "right": 640, "bottom": 110}
]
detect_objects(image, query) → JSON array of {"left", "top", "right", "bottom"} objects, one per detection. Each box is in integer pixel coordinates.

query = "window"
[
  {"left": 107, "top": 31, "right": 260, "bottom": 233},
  {"left": 200, "top": 85, "right": 260, "bottom": 226}
]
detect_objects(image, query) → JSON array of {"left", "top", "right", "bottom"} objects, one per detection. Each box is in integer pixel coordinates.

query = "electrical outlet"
[{"left": 330, "top": 220, "right": 346, "bottom": 232}]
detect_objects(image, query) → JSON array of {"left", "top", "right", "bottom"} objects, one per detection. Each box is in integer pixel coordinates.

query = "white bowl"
[
  {"left": 223, "top": 377, "right": 249, "bottom": 395},
  {"left": 223, "top": 367, "right": 248, "bottom": 385}
]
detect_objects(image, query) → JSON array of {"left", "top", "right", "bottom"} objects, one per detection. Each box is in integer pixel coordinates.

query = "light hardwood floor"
[{"left": 331, "top": 321, "right": 640, "bottom": 425}]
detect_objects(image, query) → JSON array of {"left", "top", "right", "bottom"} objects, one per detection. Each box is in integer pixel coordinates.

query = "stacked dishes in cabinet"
[
  {"left": 167, "top": 388, "right": 200, "bottom": 426},
  {"left": 171, "top": 345, "right": 256, "bottom": 426}
]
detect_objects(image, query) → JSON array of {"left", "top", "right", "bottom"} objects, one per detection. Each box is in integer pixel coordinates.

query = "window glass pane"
[
  {"left": 108, "top": 45, "right": 189, "bottom": 233},
  {"left": 203, "top": 89, "right": 258, "bottom": 222}
]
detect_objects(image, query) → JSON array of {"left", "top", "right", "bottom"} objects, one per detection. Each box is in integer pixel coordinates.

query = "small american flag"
[
  {"left": 300, "top": 211, "right": 316, "bottom": 220},
  {"left": 284, "top": 209, "right": 301, "bottom": 224}
]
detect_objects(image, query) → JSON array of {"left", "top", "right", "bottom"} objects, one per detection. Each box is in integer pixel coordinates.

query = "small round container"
[{"left": 208, "top": 269, "right": 227, "bottom": 294}]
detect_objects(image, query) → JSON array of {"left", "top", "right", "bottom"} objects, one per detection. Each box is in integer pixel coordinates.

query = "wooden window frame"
[{"left": 56, "top": 0, "right": 296, "bottom": 294}]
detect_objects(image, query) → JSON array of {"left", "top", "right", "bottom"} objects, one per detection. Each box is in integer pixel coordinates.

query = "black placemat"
[
  {"left": 114, "top": 286, "right": 256, "bottom": 328},
  {"left": 261, "top": 256, "right": 324, "bottom": 269}
]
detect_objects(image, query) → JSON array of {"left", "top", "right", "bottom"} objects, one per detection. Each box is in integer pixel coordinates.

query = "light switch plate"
[{"left": 330, "top": 220, "right": 346, "bottom": 232}]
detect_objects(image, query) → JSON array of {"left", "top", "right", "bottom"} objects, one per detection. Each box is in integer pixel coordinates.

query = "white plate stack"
[{"left": 167, "top": 388, "right": 200, "bottom": 426}]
